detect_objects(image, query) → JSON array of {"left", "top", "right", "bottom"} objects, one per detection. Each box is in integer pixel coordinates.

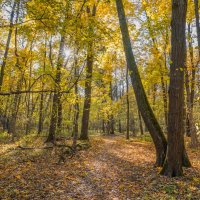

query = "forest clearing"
[
  {"left": 0, "top": 135, "right": 200, "bottom": 200},
  {"left": 0, "top": 0, "right": 200, "bottom": 199}
]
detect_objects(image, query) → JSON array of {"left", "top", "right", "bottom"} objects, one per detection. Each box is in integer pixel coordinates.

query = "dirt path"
[{"left": 0, "top": 136, "right": 200, "bottom": 200}]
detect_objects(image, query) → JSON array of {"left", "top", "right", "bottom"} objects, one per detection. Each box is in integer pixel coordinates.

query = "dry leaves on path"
[{"left": 0, "top": 135, "right": 200, "bottom": 200}]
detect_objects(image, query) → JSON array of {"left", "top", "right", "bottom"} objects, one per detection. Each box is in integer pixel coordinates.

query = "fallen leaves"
[{"left": 0, "top": 135, "right": 200, "bottom": 200}]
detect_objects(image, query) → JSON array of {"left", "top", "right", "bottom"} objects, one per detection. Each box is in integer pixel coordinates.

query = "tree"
[
  {"left": 116, "top": 0, "right": 191, "bottom": 169},
  {"left": 80, "top": 5, "right": 96, "bottom": 140},
  {"left": 0, "top": 0, "right": 17, "bottom": 90},
  {"left": 116, "top": 0, "right": 167, "bottom": 166},
  {"left": 46, "top": 36, "right": 64, "bottom": 143},
  {"left": 160, "top": 0, "right": 191, "bottom": 177}
]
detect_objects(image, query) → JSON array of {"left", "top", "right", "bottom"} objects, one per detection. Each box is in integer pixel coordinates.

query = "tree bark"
[
  {"left": 72, "top": 51, "right": 80, "bottom": 149},
  {"left": 160, "top": 0, "right": 191, "bottom": 177},
  {"left": 80, "top": 5, "right": 96, "bottom": 140},
  {"left": 38, "top": 93, "right": 44, "bottom": 135},
  {"left": 118, "top": 119, "right": 122, "bottom": 133},
  {"left": 80, "top": 45, "right": 93, "bottom": 140},
  {"left": 25, "top": 49, "right": 33, "bottom": 135},
  {"left": 57, "top": 96, "right": 63, "bottom": 134}
]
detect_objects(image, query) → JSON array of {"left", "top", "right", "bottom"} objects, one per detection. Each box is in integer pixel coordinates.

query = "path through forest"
[{"left": 0, "top": 136, "right": 200, "bottom": 199}]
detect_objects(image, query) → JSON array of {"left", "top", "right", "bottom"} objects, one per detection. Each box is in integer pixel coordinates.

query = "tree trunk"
[
  {"left": 72, "top": 52, "right": 80, "bottom": 149},
  {"left": 38, "top": 39, "right": 47, "bottom": 135},
  {"left": 0, "top": 0, "right": 17, "bottom": 90},
  {"left": 108, "top": 115, "right": 115, "bottom": 135},
  {"left": 102, "top": 119, "right": 106, "bottom": 133},
  {"left": 80, "top": 46, "right": 93, "bottom": 140},
  {"left": 116, "top": 0, "right": 167, "bottom": 166},
  {"left": 118, "top": 119, "right": 122, "bottom": 133},
  {"left": 25, "top": 52, "right": 33, "bottom": 135},
  {"left": 46, "top": 36, "right": 64, "bottom": 143},
  {"left": 80, "top": 5, "right": 96, "bottom": 140},
  {"left": 57, "top": 96, "right": 62, "bottom": 134},
  {"left": 38, "top": 92, "right": 44, "bottom": 135},
  {"left": 160, "top": 0, "right": 191, "bottom": 177},
  {"left": 108, "top": 82, "right": 115, "bottom": 135}
]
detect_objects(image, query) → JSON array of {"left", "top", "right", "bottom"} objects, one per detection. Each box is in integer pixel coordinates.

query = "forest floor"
[{"left": 0, "top": 134, "right": 200, "bottom": 200}]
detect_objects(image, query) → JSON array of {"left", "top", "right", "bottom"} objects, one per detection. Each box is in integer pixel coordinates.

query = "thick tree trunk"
[
  {"left": 160, "top": 0, "right": 191, "bottom": 177},
  {"left": 47, "top": 93, "right": 58, "bottom": 143},
  {"left": 80, "top": 49, "right": 93, "bottom": 140},
  {"left": 116, "top": 0, "right": 167, "bottom": 166},
  {"left": 80, "top": 5, "right": 96, "bottom": 140}
]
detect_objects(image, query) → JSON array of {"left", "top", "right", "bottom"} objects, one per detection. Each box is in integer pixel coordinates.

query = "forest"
[{"left": 0, "top": 0, "right": 200, "bottom": 199}]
